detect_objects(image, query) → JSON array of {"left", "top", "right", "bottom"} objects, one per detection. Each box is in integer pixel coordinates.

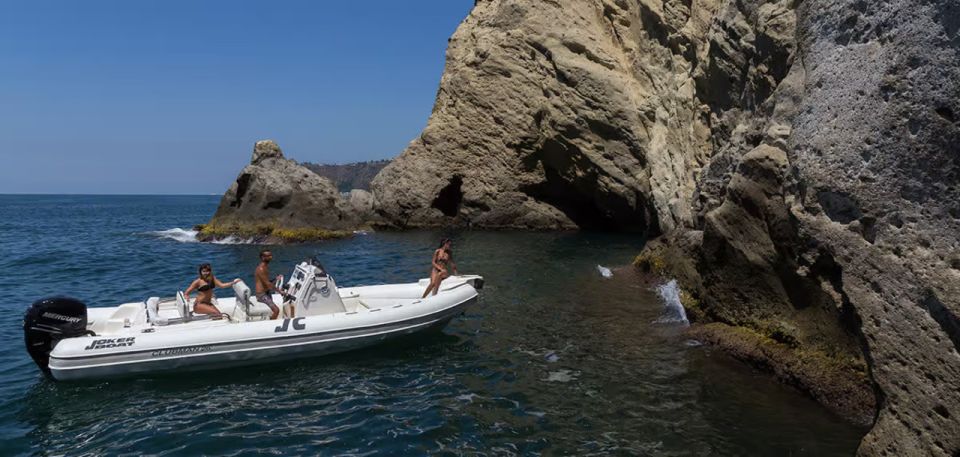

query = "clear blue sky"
[{"left": 0, "top": 0, "right": 473, "bottom": 194}]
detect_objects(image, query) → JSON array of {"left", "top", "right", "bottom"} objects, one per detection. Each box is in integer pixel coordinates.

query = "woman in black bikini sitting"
[
  {"left": 185, "top": 263, "right": 240, "bottom": 317},
  {"left": 422, "top": 238, "right": 458, "bottom": 298}
]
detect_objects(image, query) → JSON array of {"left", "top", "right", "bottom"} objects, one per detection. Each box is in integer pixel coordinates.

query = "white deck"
[{"left": 85, "top": 276, "right": 476, "bottom": 337}]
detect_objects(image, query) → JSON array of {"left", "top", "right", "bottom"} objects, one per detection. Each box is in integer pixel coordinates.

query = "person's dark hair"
[
  {"left": 198, "top": 263, "right": 212, "bottom": 278},
  {"left": 438, "top": 238, "right": 451, "bottom": 248},
  {"left": 260, "top": 250, "right": 271, "bottom": 260}
]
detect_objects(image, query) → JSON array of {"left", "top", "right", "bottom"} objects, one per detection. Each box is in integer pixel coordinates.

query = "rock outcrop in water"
[
  {"left": 202, "top": 140, "right": 374, "bottom": 241},
  {"left": 208, "top": 0, "right": 959, "bottom": 452}
]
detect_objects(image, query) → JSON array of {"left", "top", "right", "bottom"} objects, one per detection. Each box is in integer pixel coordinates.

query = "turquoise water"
[{"left": 0, "top": 195, "right": 866, "bottom": 455}]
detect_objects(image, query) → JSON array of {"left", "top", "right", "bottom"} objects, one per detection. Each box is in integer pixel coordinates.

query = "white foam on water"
[
  {"left": 653, "top": 279, "right": 690, "bottom": 326},
  {"left": 596, "top": 264, "right": 613, "bottom": 278},
  {"left": 144, "top": 228, "right": 258, "bottom": 245},
  {"left": 456, "top": 393, "right": 478, "bottom": 403},
  {"left": 145, "top": 228, "right": 199, "bottom": 243},
  {"left": 210, "top": 235, "right": 257, "bottom": 245},
  {"left": 544, "top": 369, "right": 578, "bottom": 383}
]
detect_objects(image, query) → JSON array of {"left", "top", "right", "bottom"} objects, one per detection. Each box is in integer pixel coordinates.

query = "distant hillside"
[{"left": 303, "top": 159, "right": 391, "bottom": 192}]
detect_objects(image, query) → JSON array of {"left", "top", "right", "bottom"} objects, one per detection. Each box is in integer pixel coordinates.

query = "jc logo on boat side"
[{"left": 274, "top": 317, "right": 306, "bottom": 333}]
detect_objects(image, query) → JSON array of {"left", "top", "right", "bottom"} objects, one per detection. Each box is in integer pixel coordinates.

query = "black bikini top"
[{"left": 198, "top": 280, "right": 214, "bottom": 292}]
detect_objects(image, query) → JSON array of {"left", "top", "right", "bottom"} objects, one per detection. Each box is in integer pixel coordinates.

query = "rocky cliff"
[
  {"left": 370, "top": 0, "right": 960, "bottom": 454},
  {"left": 372, "top": 0, "right": 723, "bottom": 231}
]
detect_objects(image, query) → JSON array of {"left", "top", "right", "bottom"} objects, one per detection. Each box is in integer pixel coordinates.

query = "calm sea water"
[{"left": 0, "top": 195, "right": 866, "bottom": 456}]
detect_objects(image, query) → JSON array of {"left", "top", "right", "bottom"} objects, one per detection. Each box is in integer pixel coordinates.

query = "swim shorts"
[{"left": 257, "top": 293, "right": 278, "bottom": 310}]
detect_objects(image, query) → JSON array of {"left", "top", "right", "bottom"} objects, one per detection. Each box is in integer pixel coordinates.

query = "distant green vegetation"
[{"left": 302, "top": 159, "right": 391, "bottom": 192}]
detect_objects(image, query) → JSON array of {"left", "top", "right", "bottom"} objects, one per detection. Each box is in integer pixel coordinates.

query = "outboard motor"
[{"left": 23, "top": 297, "right": 89, "bottom": 376}]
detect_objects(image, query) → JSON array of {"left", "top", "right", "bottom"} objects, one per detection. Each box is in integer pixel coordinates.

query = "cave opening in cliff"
[
  {"left": 231, "top": 173, "right": 253, "bottom": 208},
  {"left": 263, "top": 195, "right": 290, "bottom": 210},
  {"left": 520, "top": 166, "right": 647, "bottom": 232},
  {"left": 517, "top": 137, "right": 652, "bottom": 232},
  {"left": 431, "top": 175, "right": 464, "bottom": 217}
]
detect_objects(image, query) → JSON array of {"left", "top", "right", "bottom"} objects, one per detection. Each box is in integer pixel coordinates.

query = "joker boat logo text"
[{"left": 84, "top": 337, "right": 136, "bottom": 350}]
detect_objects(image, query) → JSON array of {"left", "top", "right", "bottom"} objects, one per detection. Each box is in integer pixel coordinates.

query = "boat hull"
[{"left": 48, "top": 293, "right": 476, "bottom": 381}]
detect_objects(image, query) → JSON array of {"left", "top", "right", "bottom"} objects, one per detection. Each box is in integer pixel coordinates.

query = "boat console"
[{"left": 284, "top": 260, "right": 346, "bottom": 317}]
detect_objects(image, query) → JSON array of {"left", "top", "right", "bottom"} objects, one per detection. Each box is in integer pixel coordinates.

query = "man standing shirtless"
[{"left": 255, "top": 250, "right": 282, "bottom": 319}]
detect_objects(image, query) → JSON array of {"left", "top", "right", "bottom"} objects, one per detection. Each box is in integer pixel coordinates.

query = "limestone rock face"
[
  {"left": 251, "top": 140, "right": 284, "bottom": 164},
  {"left": 668, "top": 0, "right": 960, "bottom": 454},
  {"left": 783, "top": 1, "right": 960, "bottom": 453},
  {"left": 346, "top": 189, "right": 376, "bottom": 217},
  {"left": 372, "top": 0, "right": 736, "bottom": 232},
  {"left": 207, "top": 140, "right": 360, "bottom": 230}
]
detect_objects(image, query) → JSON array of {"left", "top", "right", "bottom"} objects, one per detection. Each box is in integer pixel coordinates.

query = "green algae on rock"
[
  {"left": 688, "top": 322, "right": 876, "bottom": 427},
  {"left": 193, "top": 223, "right": 352, "bottom": 244}
]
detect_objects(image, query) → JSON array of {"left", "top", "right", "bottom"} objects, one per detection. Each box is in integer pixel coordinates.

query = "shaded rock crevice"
[
  {"left": 431, "top": 175, "right": 464, "bottom": 217},
  {"left": 922, "top": 291, "right": 960, "bottom": 354},
  {"left": 230, "top": 173, "right": 253, "bottom": 208}
]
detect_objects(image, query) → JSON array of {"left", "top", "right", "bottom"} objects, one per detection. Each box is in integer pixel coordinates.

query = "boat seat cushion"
[
  {"left": 145, "top": 297, "right": 169, "bottom": 326},
  {"left": 176, "top": 291, "right": 190, "bottom": 318},
  {"left": 248, "top": 297, "right": 274, "bottom": 318},
  {"left": 100, "top": 303, "right": 142, "bottom": 333},
  {"left": 232, "top": 281, "right": 273, "bottom": 320}
]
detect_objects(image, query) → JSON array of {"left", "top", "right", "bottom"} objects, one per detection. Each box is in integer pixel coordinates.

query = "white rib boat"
[{"left": 23, "top": 259, "right": 483, "bottom": 381}]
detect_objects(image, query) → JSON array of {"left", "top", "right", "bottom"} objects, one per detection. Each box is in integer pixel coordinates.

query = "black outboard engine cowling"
[{"left": 23, "top": 297, "right": 88, "bottom": 376}]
